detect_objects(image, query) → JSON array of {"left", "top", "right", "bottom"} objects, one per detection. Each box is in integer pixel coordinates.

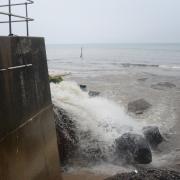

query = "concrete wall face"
[{"left": 0, "top": 37, "right": 62, "bottom": 180}]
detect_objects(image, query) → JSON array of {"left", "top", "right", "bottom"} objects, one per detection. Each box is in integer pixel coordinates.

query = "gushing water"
[
  {"left": 50, "top": 81, "right": 177, "bottom": 174},
  {"left": 51, "top": 81, "right": 145, "bottom": 159}
]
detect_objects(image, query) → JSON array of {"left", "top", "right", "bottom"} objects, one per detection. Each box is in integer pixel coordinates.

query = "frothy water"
[
  {"left": 51, "top": 81, "right": 143, "bottom": 147},
  {"left": 47, "top": 44, "right": 180, "bottom": 174},
  {"left": 50, "top": 81, "right": 177, "bottom": 174}
]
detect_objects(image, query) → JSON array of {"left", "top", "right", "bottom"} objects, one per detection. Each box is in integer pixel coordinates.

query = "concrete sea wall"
[{"left": 0, "top": 37, "right": 62, "bottom": 180}]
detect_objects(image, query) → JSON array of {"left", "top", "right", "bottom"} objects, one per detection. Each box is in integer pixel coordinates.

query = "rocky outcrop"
[
  {"left": 142, "top": 126, "right": 163, "bottom": 148},
  {"left": 128, "top": 99, "right": 152, "bottom": 114},
  {"left": 53, "top": 105, "right": 78, "bottom": 165},
  {"left": 115, "top": 133, "right": 152, "bottom": 164},
  {"left": 105, "top": 168, "right": 180, "bottom": 180}
]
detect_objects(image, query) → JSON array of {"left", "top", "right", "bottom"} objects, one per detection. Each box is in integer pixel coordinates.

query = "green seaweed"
[{"left": 49, "top": 75, "right": 63, "bottom": 84}]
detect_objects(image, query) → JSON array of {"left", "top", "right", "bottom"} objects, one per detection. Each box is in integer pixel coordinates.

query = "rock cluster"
[
  {"left": 105, "top": 168, "right": 180, "bottom": 180},
  {"left": 79, "top": 84, "right": 101, "bottom": 97}
]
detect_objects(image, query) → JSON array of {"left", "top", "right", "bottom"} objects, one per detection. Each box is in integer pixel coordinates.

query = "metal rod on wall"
[
  {"left": 8, "top": 0, "right": 12, "bottom": 36},
  {"left": 25, "top": 2, "right": 29, "bottom": 36}
]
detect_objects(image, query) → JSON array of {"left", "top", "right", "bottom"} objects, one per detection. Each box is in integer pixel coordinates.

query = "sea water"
[
  {"left": 47, "top": 44, "right": 180, "bottom": 174},
  {"left": 47, "top": 43, "right": 180, "bottom": 76}
]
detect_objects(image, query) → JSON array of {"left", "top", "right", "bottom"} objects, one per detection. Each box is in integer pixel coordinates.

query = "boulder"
[
  {"left": 53, "top": 105, "right": 78, "bottom": 165},
  {"left": 115, "top": 133, "right": 152, "bottom": 164},
  {"left": 104, "top": 168, "right": 180, "bottom": 180},
  {"left": 142, "top": 126, "right": 163, "bottom": 148},
  {"left": 88, "top": 91, "right": 100, "bottom": 97},
  {"left": 128, "top": 99, "right": 152, "bottom": 114}
]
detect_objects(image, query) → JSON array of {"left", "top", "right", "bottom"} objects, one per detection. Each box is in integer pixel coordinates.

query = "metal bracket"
[{"left": 0, "top": 64, "right": 32, "bottom": 72}]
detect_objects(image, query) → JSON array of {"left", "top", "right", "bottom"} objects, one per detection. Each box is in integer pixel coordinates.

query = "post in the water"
[{"left": 80, "top": 47, "right": 83, "bottom": 59}]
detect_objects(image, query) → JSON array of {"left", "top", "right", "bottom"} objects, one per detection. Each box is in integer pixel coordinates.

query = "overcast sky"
[{"left": 1, "top": 0, "right": 180, "bottom": 44}]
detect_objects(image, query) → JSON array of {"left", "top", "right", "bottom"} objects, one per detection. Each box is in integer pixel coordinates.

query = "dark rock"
[
  {"left": 128, "top": 99, "right": 152, "bottom": 114},
  {"left": 105, "top": 168, "right": 180, "bottom": 180},
  {"left": 151, "top": 82, "right": 176, "bottom": 90},
  {"left": 53, "top": 105, "right": 78, "bottom": 165},
  {"left": 79, "top": 84, "right": 87, "bottom": 91},
  {"left": 115, "top": 133, "right": 152, "bottom": 164},
  {"left": 88, "top": 91, "right": 100, "bottom": 97},
  {"left": 142, "top": 126, "right": 163, "bottom": 148}
]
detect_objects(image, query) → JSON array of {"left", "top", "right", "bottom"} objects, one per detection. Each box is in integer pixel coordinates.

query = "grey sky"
[{"left": 1, "top": 0, "right": 180, "bottom": 44}]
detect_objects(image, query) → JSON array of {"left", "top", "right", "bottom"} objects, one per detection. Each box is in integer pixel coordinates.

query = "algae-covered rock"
[{"left": 49, "top": 75, "right": 63, "bottom": 84}]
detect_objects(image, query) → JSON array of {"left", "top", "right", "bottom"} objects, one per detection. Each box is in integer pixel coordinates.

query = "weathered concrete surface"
[
  {"left": 0, "top": 36, "right": 52, "bottom": 139},
  {"left": 0, "top": 37, "right": 62, "bottom": 180},
  {"left": 0, "top": 106, "right": 61, "bottom": 180}
]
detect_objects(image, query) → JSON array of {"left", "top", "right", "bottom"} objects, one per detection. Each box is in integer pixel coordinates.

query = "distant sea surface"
[{"left": 46, "top": 44, "right": 180, "bottom": 75}]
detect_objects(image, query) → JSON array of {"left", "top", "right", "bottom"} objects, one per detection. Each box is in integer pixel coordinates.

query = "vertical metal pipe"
[
  {"left": 8, "top": 0, "right": 12, "bottom": 36},
  {"left": 25, "top": 2, "right": 29, "bottom": 36}
]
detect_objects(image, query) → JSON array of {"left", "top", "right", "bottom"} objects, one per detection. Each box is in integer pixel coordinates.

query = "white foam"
[
  {"left": 159, "top": 64, "right": 180, "bottom": 70},
  {"left": 67, "top": 163, "right": 134, "bottom": 176},
  {"left": 50, "top": 81, "right": 177, "bottom": 173},
  {"left": 51, "top": 81, "right": 144, "bottom": 156}
]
